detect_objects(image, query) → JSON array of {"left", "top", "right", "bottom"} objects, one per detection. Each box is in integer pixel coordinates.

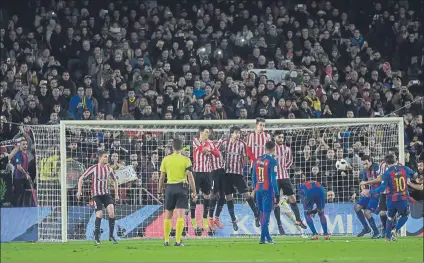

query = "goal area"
[{"left": 30, "top": 118, "right": 405, "bottom": 242}]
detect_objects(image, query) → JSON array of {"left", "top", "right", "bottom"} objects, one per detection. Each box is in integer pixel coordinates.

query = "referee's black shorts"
[
  {"left": 93, "top": 194, "right": 114, "bottom": 211},
  {"left": 194, "top": 172, "right": 212, "bottom": 195},
  {"left": 165, "top": 183, "right": 189, "bottom": 211},
  {"left": 211, "top": 168, "right": 225, "bottom": 196},
  {"left": 378, "top": 193, "right": 387, "bottom": 211},
  {"left": 277, "top": 178, "right": 295, "bottom": 196},
  {"left": 224, "top": 173, "right": 248, "bottom": 195}
]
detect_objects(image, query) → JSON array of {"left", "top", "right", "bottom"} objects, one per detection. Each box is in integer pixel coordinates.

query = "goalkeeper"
[{"left": 159, "top": 138, "right": 197, "bottom": 246}]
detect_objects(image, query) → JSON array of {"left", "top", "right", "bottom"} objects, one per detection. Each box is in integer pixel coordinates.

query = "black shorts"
[
  {"left": 93, "top": 194, "right": 114, "bottom": 211},
  {"left": 224, "top": 173, "right": 249, "bottom": 195},
  {"left": 165, "top": 183, "right": 189, "bottom": 211},
  {"left": 211, "top": 169, "right": 226, "bottom": 196},
  {"left": 277, "top": 179, "right": 295, "bottom": 196},
  {"left": 378, "top": 193, "right": 387, "bottom": 211},
  {"left": 194, "top": 172, "right": 212, "bottom": 195}
]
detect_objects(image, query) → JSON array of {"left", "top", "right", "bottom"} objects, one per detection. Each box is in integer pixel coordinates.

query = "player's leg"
[
  {"left": 201, "top": 173, "right": 212, "bottom": 231},
  {"left": 283, "top": 179, "right": 307, "bottom": 229},
  {"left": 302, "top": 198, "right": 318, "bottom": 239},
  {"left": 190, "top": 173, "right": 201, "bottom": 230},
  {"left": 105, "top": 195, "right": 118, "bottom": 244},
  {"left": 224, "top": 175, "right": 238, "bottom": 230},
  {"left": 364, "top": 197, "right": 380, "bottom": 238},
  {"left": 93, "top": 196, "right": 104, "bottom": 244},
  {"left": 163, "top": 185, "right": 176, "bottom": 245},
  {"left": 208, "top": 171, "right": 219, "bottom": 231},
  {"left": 354, "top": 197, "right": 371, "bottom": 236},
  {"left": 262, "top": 192, "right": 274, "bottom": 243},
  {"left": 385, "top": 201, "right": 397, "bottom": 241},
  {"left": 317, "top": 190, "right": 329, "bottom": 239},
  {"left": 256, "top": 191, "right": 267, "bottom": 244},
  {"left": 273, "top": 180, "right": 284, "bottom": 234},
  {"left": 393, "top": 201, "right": 409, "bottom": 238},
  {"left": 236, "top": 174, "right": 260, "bottom": 227},
  {"left": 213, "top": 170, "right": 226, "bottom": 229},
  {"left": 174, "top": 184, "right": 189, "bottom": 246},
  {"left": 378, "top": 194, "right": 388, "bottom": 237}
]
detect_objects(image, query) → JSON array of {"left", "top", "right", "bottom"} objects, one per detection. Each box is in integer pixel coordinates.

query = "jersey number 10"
[{"left": 394, "top": 176, "right": 406, "bottom": 192}]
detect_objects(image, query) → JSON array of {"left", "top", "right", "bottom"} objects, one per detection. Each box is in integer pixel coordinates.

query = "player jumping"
[
  {"left": 252, "top": 141, "right": 278, "bottom": 244},
  {"left": 298, "top": 180, "right": 330, "bottom": 240},
  {"left": 362, "top": 154, "right": 417, "bottom": 241},
  {"left": 355, "top": 155, "right": 381, "bottom": 239},
  {"left": 191, "top": 126, "right": 218, "bottom": 235},
  {"left": 221, "top": 126, "right": 260, "bottom": 230},
  {"left": 77, "top": 150, "right": 119, "bottom": 245},
  {"left": 273, "top": 131, "right": 307, "bottom": 234}
]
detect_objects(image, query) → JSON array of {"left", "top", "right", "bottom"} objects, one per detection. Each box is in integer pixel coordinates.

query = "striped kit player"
[{"left": 273, "top": 130, "right": 307, "bottom": 234}]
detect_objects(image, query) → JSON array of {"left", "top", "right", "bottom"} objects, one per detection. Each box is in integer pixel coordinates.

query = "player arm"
[
  {"left": 285, "top": 147, "right": 293, "bottom": 169},
  {"left": 7, "top": 145, "right": 20, "bottom": 161},
  {"left": 78, "top": 166, "right": 94, "bottom": 193},
  {"left": 271, "top": 164, "right": 279, "bottom": 198},
  {"left": 185, "top": 158, "right": 196, "bottom": 195},
  {"left": 369, "top": 174, "right": 388, "bottom": 195},
  {"left": 210, "top": 147, "right": 220, "bottom": 157},
  {"left": 251, "top": 167, "right": 257, "bottom": 189},
  {"left": 159, "top": 159, "right": 167, "bottom": 194},
  {"left": 110, "top": 169, "right": 119, "bottom": 199},
  {"left": 407, "top": 181, "right": 423, "bottom": 191},
  {"left": 361, "top": 174, "right": 382, "bottom": 187},
  {"left": 246, "top": 133, "right": 256, "bottom": 161},
  {"left": 193, "top": 138, "right": 204, "bottom": 153}
]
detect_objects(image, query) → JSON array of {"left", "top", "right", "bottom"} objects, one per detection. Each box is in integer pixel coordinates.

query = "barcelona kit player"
[
  {"left": 252, "top": 141, "right": 278, "bottom": 244},
  {"left": 298, "top": 180, "right": 329, "bottom": 240},
  {"left": 355, "top": 155, "right": 381, "bottom": 238},
  {"left": 366, "top": 154, "right": 417, "bottom": 241}
]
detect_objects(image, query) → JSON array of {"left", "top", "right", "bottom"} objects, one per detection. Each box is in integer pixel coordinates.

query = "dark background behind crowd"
[{"left": 0, "top": 0, "right": 423, "bottom": 208}]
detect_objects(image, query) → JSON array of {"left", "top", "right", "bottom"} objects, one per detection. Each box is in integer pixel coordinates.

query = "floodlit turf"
[{"left": 1, "top": 237, "right": 423, "bottom": 262}]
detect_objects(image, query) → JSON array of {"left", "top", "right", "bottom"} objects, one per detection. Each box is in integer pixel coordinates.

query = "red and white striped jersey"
[
  {"left": 210, "top": 140, "right": 224, "bottom": 171},
  {"left": 221, "top": 139, "right": 247, "bottom": 175},
  {"left": 274, "top": 144, "right": 293, "bottom": 179},
  {"left": 379, "top": 160, "right": 403, "bottom": 194},
  {"left": 82, "top": 163, "right": 115, "bottom": 197},
  {"left": 246, "top": 131, "right": 272, "bottom": 160},
  {"left": 192, "top": 137, "right": 212, "bottom": 173}
]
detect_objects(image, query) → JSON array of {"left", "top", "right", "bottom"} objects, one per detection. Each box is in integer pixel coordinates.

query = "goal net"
[{"left": 30, "top": 118, "right": 404, "bottom": 242}]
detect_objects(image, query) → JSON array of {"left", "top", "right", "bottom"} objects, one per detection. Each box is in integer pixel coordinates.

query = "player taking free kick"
[
  {"left": 298, "top": 180, "right": 329, "bottom": 240},
  {"left": 362, "top": 154, "right": 417, "bottom": 241},
  {"left": 77, "top": 150, "right": 119, "bottom": 245},
  {"left": 159, "top": 139, "right": 197, "bottom": 246},
  {"left": 252, "top": 141, "right": 278, "bottom": 244}
]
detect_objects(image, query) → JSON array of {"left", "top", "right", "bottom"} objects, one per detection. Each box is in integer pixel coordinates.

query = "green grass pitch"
[{"left": 1, "top": 237, "right": 423, "bottom": 262}]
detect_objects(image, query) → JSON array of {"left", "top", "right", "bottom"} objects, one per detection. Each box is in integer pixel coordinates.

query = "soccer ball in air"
[{"left": 335, "top": 159, "right": 349, "bottom": 171}]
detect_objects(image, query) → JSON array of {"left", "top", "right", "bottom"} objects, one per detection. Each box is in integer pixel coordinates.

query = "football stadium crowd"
[{"left": 0, "top": 0, "right": 423, "bottom": 208}]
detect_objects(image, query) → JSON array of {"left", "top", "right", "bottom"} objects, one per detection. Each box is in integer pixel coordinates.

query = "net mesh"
[{"left": 31, "top": 120, "right": 401, "bottom": 242}]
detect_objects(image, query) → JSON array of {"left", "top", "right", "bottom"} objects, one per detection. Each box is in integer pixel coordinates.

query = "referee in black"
[{"left": 159, "top": 138, "right": 197, "bottom": 247}]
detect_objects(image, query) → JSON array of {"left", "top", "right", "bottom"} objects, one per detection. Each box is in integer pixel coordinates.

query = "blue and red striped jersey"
[
  {"left": 252, "top": 154, "right": 278, "bottom": 194},
  {"left": 13, "top": 151, "right": 29, "bottom": 179},
  {"left": 361, "top": 163, "right": 380, "bottom": 196},
  {"left": 370, "top": 165, "right": 416, "bottom": 201},
  {"left": 298, "top": 181, "right": 323, "bottom": 200}
]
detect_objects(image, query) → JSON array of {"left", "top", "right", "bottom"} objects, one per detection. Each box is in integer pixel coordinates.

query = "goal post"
[{"left": 31, "top": 117, "right": 405, "bottom": 242}]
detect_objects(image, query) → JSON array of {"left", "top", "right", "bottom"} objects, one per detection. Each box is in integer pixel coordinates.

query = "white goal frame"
[{"left": 57, "top": 117, "right": 405, "bottom": 242}]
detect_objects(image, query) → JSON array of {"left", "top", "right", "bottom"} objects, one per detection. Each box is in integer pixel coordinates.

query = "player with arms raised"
[
  {"left": 298, "top": 180, "right": 329, "bottom": 240},
  {"left": 273, "top": 131, "right": 306, "bottom": 234},
  {"left": 354, "top": 155, "right": 381, "bottom": 239},
  {"left": 252, "top": 141, "right": 278, "bottom": 244},
  {"left": 221, "top": 126, "right": 260, "bottom": 230},
  {"left": 191, "top": 126, "right": 218, "bottom": 234},
  {"left": 363, "top": 154, "right": 417, "bottom": 241},
  {"left": 77, "top": 150, "right": 119, "bottom": 245}
]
